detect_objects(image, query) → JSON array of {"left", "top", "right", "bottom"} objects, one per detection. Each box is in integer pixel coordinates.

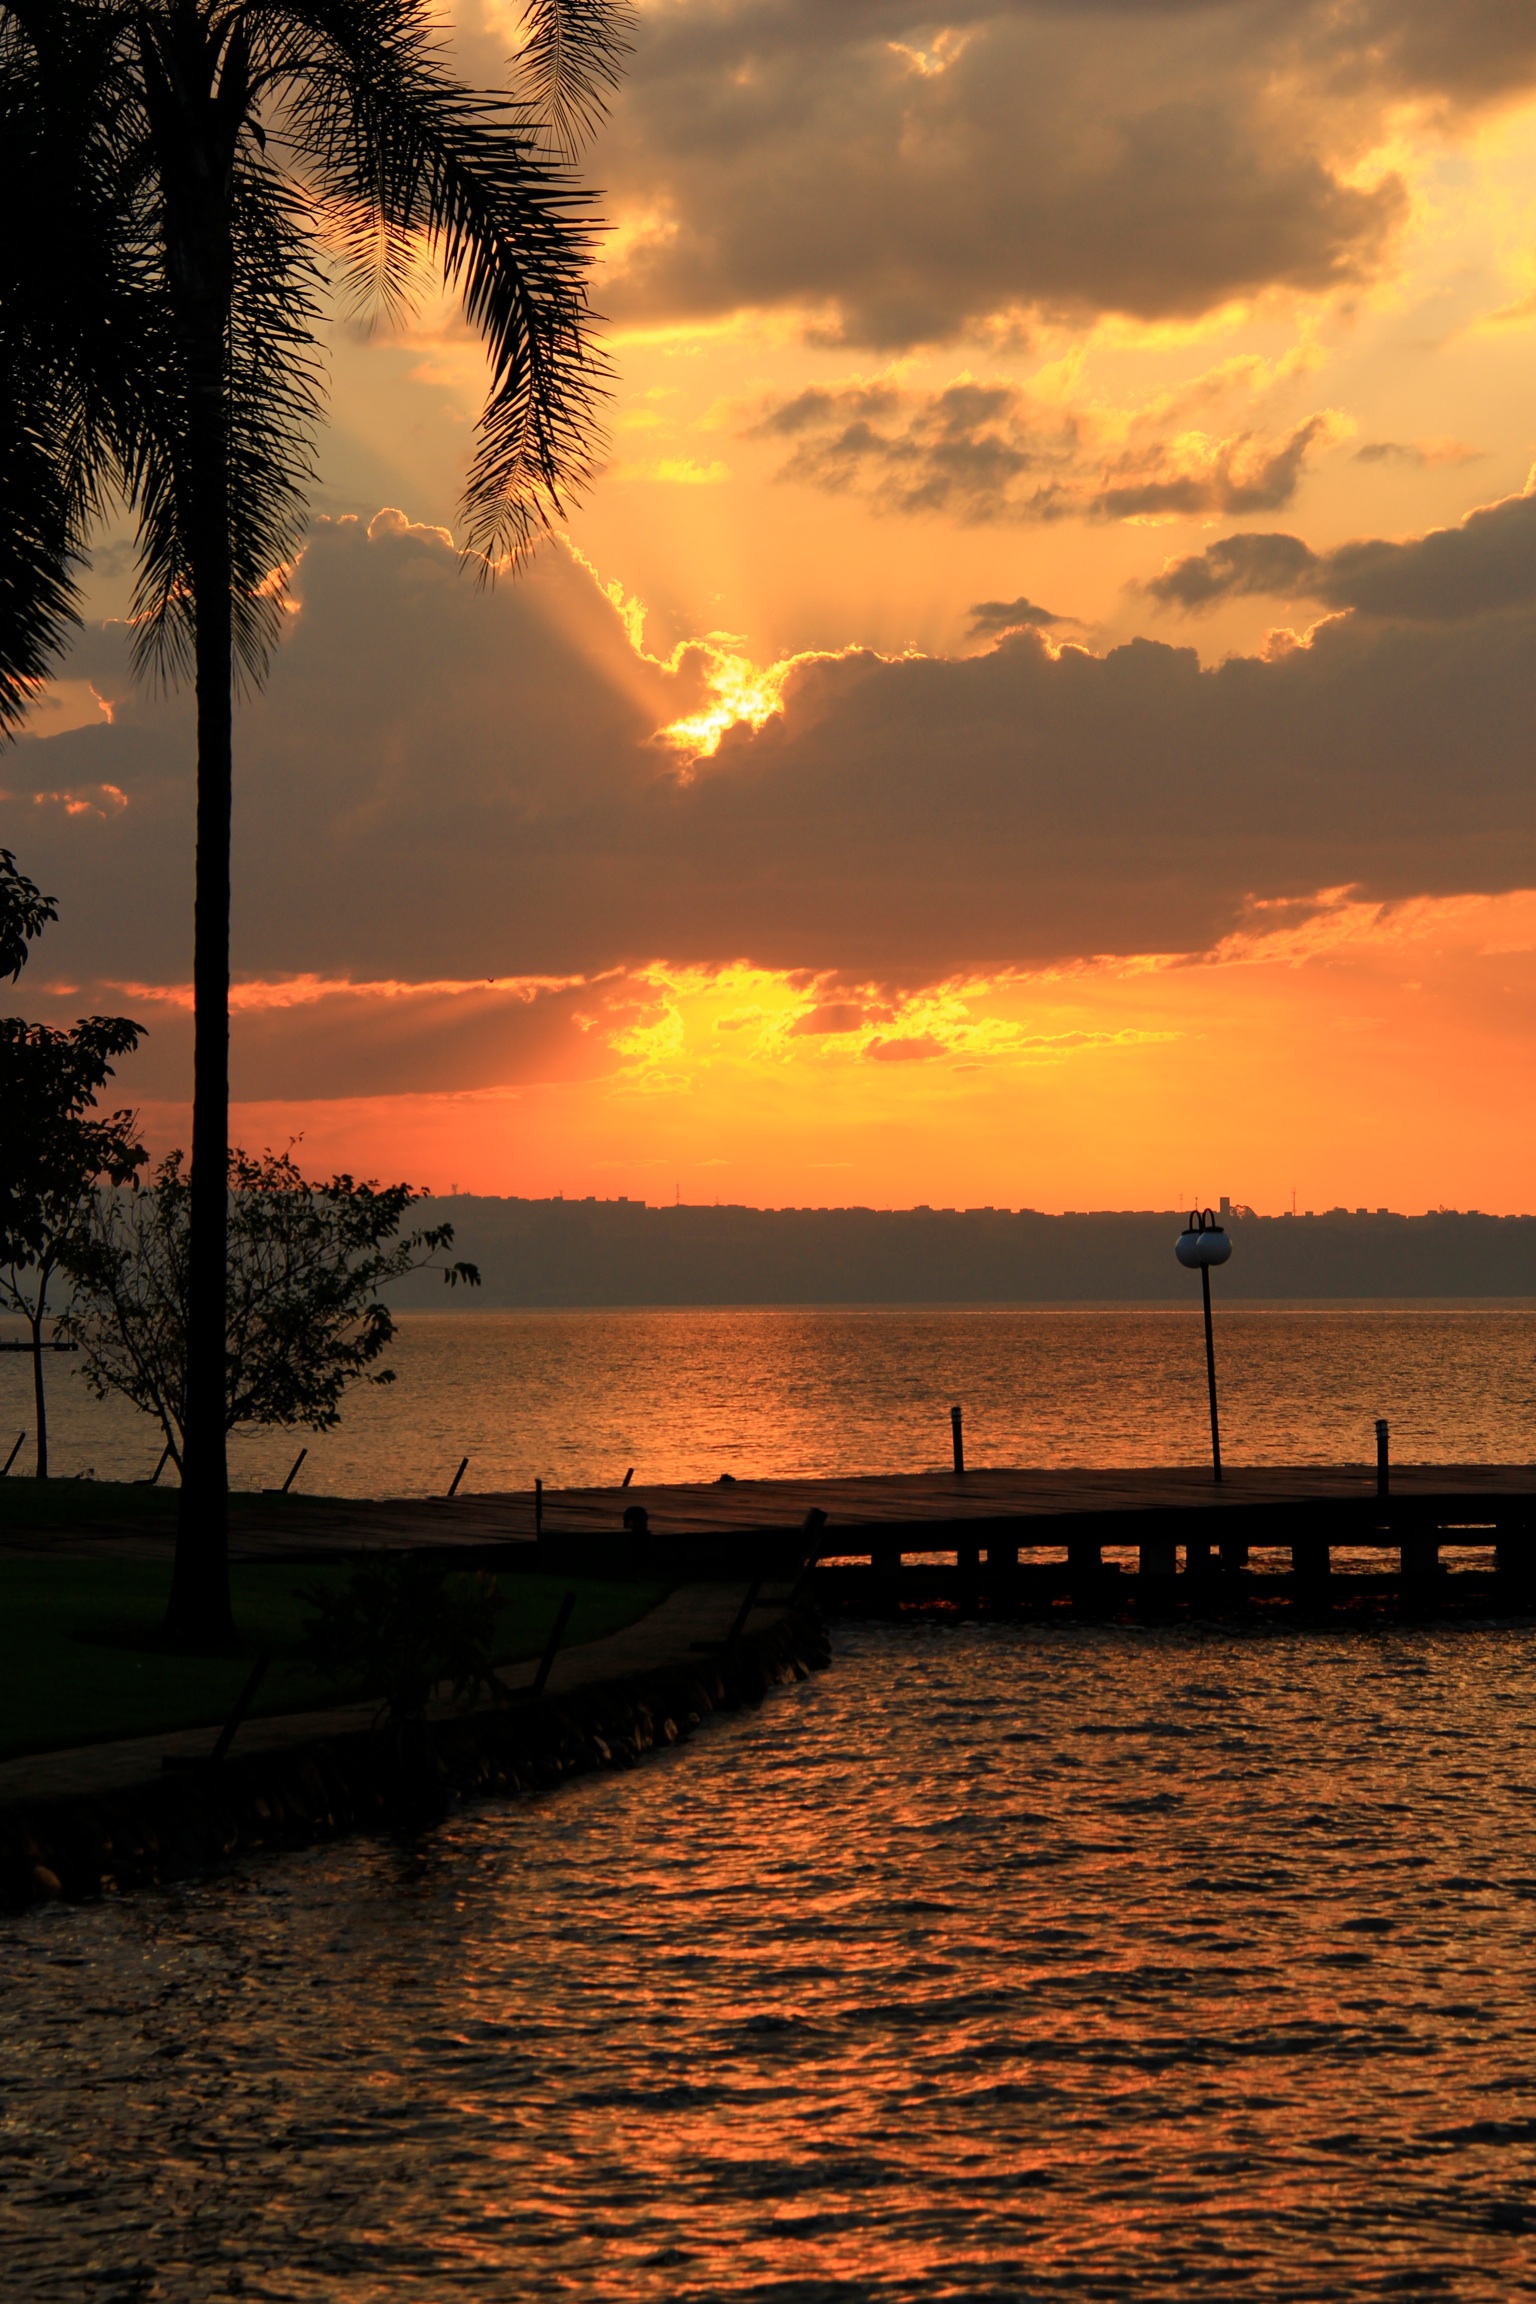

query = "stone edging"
[{"left": 0, "top": 1606, "right": 832, "bottom": 1913}]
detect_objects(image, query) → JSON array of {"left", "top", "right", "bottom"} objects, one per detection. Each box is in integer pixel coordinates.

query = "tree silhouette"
[
  {"left": 0, "top": 852, "right": 145, "bottom": 1477},
  {"left": 0, "top": 0, "right": 627, "bottom": 1642}
]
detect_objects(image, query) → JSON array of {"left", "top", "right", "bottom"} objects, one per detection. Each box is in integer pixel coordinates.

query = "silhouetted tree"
[
  {"left": 0, "top": 0, "right": 629, "bottom": 1641},
  {"left": 0, "top": 852, "right": 145, "bottom": 1476},
  {"left": 64, "top": 1146, "right": 479, "bottom": 1486}
]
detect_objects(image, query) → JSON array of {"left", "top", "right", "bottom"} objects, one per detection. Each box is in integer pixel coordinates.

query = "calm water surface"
[
  {"left": 5, "top": 1622, "right": 1536, "bottom": 2299},
  {"left": 4, "top": 1306, "right": 1536, "bottom": 1493}
]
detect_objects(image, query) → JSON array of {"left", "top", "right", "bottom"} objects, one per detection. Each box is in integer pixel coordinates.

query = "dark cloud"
[
  {"left": 789, "top": 1001, "right": 868, "bottom": 1036},
  {"left": 1352, "top": 439, "right": 1483, "bottom": 468},
  {"left": 587, "top": 2, "right": 1412, "bottom": 346},
  {"left": 10, "top": 504, "right": 1536, "bottom": 1102},
  {"left": 968, "top": 597, "right": 1065, "bottom": 636},
  {"left": 1146, "top": 488, "right": 1536, "bottom": 618},
  {"left": 751, "top": 379, "right": 1334, "bottom": 522},
  {"left": 552, "top": 0, "right": 1536, "bottom": 351}
]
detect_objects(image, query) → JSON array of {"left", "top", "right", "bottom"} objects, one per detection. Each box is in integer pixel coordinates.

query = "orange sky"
[{"left": 12, "top": 2, "right": 1536, "bottom": 1212}]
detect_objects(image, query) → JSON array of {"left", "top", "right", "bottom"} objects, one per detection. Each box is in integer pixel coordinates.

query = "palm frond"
[
  {"left": 266, "top": 0, "right": 609, "bottom": 563},
  {"left": 516, "top": 0, "right": 633, "bottom": 160}
]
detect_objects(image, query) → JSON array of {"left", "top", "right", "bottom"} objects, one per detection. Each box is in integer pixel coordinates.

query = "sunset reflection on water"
[
  {"left": 6, "top": 1622, "right": 1536, "bottom": 2298},
  {"left": 6, "top": 1304, "right": 1536, "bottom": 1495}
]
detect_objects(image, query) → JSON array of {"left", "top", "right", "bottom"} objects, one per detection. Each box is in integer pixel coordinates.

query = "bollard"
[
  {"left": 447, "top": 1454, "right": 469, "bottom": 1499},
  {"left": 1376, "top": 1418, "right": 1390, "bottom": 1499},
  {"left": 951, "top": 1403, "right": 965, "bottom": 1475}
]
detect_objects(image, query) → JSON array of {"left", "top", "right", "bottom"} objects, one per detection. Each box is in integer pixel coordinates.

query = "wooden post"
[
  {"left": 1185, "top": 1538, "right": 1215, "bottom": 1577},
  {"left": 280, "top": 1447, "right": 307, "bottom": 1494},
  {"left": 872, "top": 1542, "right": 901, "bottom": 1616},
  {"left": 621, "top": 1466, "right": 634, "bottom": 1488},
  {"left": 986, "top": 1541, "right": 1018, "bottom": 1611},
  {"left": 1220, "top": 1538, "right": 1249, "bottom": 1574},
  {"left": 957, "top": 1543, "right": 980, "bottom": 1614},
  {"left": 1139, "top": 1537, "right": 1177, "bottom": 1578},
  {"left": 1401, "top": 1534, "right": 1440, "bottom": 1582},
  {"left": 951, "top": 1403, "right": 965, "bottom": 1474},
  {"left": 1376, "top": 1419, "right": 1390, "bottom": 1499},
  {"left": 726, "top": 1575, "right": 764, "bottom": 1648},
  {"left": 532, "top": 1591, "right": 577, "bottom": 1696},
  {"left": 447, "top": 1455, "right": 468, "bottom": 1499},
  {"left": 1, "top": 1432, "right": 23, "bottom": 1477},
  {"left": 1496, "top": 1520, "right": 1533, "bottom": 1589},
  {"left": 1291, "top": 1536, "right": 1331, "bottom": 1584}
]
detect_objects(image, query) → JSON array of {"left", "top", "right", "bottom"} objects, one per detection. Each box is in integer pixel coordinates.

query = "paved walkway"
[{"left": 0, "top": 1580, "right": 794, "bottom": 1812}]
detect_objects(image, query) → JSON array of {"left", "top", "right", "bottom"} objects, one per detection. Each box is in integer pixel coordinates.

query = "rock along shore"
[{"left": 0, "top": 1604, "right": 832, "bottom": 1914}]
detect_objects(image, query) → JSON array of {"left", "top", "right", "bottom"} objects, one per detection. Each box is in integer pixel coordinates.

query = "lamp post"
[{"left": 1176, "top": 1209, "right": 1232, "bottom": 1482}]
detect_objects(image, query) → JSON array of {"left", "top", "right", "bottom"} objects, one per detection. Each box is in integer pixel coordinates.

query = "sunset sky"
[{"left": 11, "top": 0, "right": 1536, "bottom": 1212}]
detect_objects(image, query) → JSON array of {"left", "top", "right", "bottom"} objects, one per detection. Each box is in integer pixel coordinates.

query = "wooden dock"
[
  {"left": 527, "top": 1461, "right": 1536, "bottom": 1604},
  {"left": 9, "top": 1461, "right": 1534, "bottom": 1608}
]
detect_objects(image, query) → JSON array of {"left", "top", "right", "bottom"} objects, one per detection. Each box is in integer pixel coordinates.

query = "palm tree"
[{"left": 0, "top": 0, "right": 628, "bottom": 1642}]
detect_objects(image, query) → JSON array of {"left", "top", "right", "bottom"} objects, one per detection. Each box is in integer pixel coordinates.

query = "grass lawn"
[
  {"left": 0, "top": 1477, "right": 182, "bottom": 1533},
  {"left": 0, "top": 1556, "right": 668, "bottom": 1761}
]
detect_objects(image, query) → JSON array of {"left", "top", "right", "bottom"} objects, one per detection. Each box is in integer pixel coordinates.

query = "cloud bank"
[
  {"left": 750, "top": 378, "right": 1337, "bottom": 523},
  {"left": 7, "top": 487, "right": 1536, "bottom": 1097},
  {"left": 1146, "top": 486, "right": 1536, "bottom": 617},
  {"left": 570, "top": 0, "right": 1536, "bottom": 348}
]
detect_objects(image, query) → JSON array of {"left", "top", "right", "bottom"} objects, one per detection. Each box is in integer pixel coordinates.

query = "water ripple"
[{"left": 5, "top": 1623, "right": 1536, "bottom": 2298}]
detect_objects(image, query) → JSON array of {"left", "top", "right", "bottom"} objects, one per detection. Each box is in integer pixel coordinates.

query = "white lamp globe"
[{"left": 1176, "top": 1213, "right": 1233, "bottom": 1268}]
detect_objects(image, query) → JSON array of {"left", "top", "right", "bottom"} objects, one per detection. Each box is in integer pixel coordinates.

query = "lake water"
[
  {"left": 5, "top": 1619, "right": 1536, "bottom": 2299},
  {"left": 2, "top": 1305, "right": 1535, "bottom": 1495}
]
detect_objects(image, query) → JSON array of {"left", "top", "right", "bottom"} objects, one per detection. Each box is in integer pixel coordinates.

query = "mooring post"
[
  {"left": 621, "top": 1466, "right": 634, "bottom": 1488},
  {"left": 447, "top": 1454, "right": 468, "bottom": 1499},
  {"left": 1, "top": 1431, "right": 24, "bottom": 1477},
  {"left": 281, "top": 1446, "right": 308, "bottom": 1495},
  {"left": 951, "top": 1403, "right": 965, "bottom": 1475},
  {"left": 1376, "top": 1419, "right": 1390, "bottom": 1499}
]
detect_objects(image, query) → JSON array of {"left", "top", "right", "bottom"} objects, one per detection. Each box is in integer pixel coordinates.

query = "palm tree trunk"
[
  {"left": 165, "top": 319, "right": 235, "bottom": 1647},
  {"left": 28, "top": 1300, "right": 47, "bottom": 1481}
]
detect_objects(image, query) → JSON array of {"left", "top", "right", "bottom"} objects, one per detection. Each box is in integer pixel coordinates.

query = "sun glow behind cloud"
[{"left": 87, "top": 890, "right": 1536, "bottom": 1216}]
